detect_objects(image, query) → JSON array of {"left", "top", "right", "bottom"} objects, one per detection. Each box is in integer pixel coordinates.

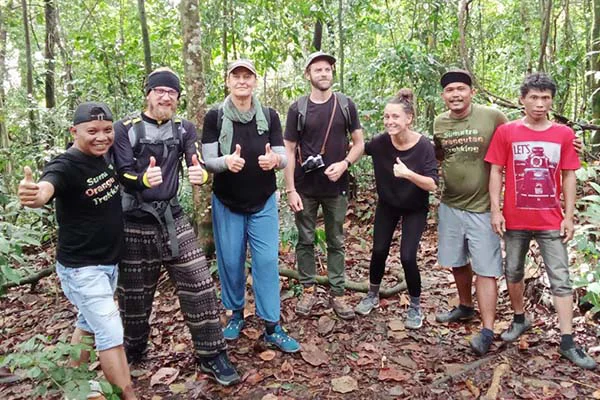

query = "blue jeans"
[
  {"left": 56, "top": 262, "right": 123, "bottom": 351},
  {"left": 212, "top": 193, "right": 281, "bottom": 322}
]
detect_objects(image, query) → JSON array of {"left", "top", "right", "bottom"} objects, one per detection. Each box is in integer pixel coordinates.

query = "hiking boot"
[
  {"left": 435, "top": 306, "right": 475, "bottom": 323},
  {"left": 198, "top": 351, "right": 241, "bottom": 386},
  {"left": 223, "top": 316, "right": 245, "bottom": 341},
  {"left": 500, "top": 318, "right": 532, "bottom": 342},
  {"left": 296, "top": 286, "right": 318, "bottom": 316},
  {"left": 330, "top": 295, "right": 356, "bottom": 320},
  {"left": 405, "top": 306, "right": 423, "bottom": 330},
  {"left": 354, "top": 293, "right": 379, "bottom": 316},
  {"left": 263, "top": 325, "right": 301, "bottom": 353},
  {"left": 470, "top": 332, "right": 493, "bottom": 356},
  {"left": 559, "top": 346, "right": 598, "bottom": 370}
]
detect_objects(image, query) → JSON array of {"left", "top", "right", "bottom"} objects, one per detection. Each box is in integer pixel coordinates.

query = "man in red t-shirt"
[{"left": 485, "top": 73, "right": 596, "bottom": 369}]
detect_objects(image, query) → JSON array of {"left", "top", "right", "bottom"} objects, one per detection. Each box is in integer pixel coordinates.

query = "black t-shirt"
[
  {"left": 202, "top": 108, "right": 283, "bottom": 214},
  {"left": 365, "top": 134, "right": 438, "bottom": 211},
  {"left": 41, "top": 147, "right": 124, "bottom": 267},
  {"left": 284, "top": 94, "right": 361, "bottom": 197}
]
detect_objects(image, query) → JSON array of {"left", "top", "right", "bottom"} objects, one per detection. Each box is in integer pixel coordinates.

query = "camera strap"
[{"left": 297, "top": 93, "right": 338, "bottom": 163}]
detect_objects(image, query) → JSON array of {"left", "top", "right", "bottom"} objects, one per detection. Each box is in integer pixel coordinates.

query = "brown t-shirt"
[{"left": 284, "top": 93, "right": 361, "bottom": 197}]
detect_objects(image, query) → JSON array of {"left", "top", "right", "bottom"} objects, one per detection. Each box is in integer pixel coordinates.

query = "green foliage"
[
  {"left": 0, "top": 190, "right": 52, "bottom": 295},
  {"left": 572, "top": 164, "right": 600, "bottom": 313},
  {"left": 0, "top": 335, "right": 119, "bottom": 399}
]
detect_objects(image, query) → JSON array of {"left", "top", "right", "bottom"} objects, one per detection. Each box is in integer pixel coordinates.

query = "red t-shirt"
[{"left": 484, "top": 120, "right": 580, "bottom": 230}]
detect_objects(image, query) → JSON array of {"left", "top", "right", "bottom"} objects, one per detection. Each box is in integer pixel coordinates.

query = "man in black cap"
[
  {"left": 284, "top": 51, "right": 364, "bottom": 320},
  {"left": 433, "top": 69, "right": 507, "bottom": 356},
  {"left": 112, "top": 67, "right": 239, "bottom": 385},
  {"left": 18, "top": 102, "right": 137, "bottom": 399}
]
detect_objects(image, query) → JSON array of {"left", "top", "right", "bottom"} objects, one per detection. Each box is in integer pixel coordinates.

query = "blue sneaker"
[
  {"left": 263, "top": 325, "right": 301, "bottom": 353},
  {"left": 223, "top": 317, "right": 245, "bottom": 341}
]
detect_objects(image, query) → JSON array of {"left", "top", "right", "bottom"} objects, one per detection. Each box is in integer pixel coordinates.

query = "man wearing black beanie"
[{"left": 112, "top": 67, "right": 240, "bottom": 386}]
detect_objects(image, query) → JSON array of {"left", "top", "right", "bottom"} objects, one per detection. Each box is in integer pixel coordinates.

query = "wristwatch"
[{"left": 344, "top": 159, "right": 352, "bottom": 168}]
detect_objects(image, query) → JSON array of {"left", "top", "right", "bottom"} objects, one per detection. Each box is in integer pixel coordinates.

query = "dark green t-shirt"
[{"left": 433, "top": 104, "right": 507, "bottom": 212}]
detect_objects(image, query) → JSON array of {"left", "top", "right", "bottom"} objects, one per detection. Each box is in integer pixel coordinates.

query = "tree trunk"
[
  {"left": 312, "top": 18, "right": 322, "bottom": 51},
  {"left": 222, "top": 0, "right": 228, "bottom": 95},
  {"left": 592, "top": 0, "right": 600, "bottom": 149},
  {"left": 138, "top": 0, "right": 152, "bottom": 75},
  {"left": 54, "top": 5, "right": 74, "bottom": 117},
  {"left": 0, "top": 2, "right": 11, "bottom": 177},
  {"left": 44, "top": 0, "right": 56, "bottom": 109},
  {"left": 337, "top": 0, "right": 344, "bottom": 92},
  {"left": 538, "top": 0, "right": 552, "bottom": 72},
  {"left": 180, "top": 0, "right": 215, "bottom": 255},
  {"left": 21, "top": 0, "right": 34, "bottom": 141}
]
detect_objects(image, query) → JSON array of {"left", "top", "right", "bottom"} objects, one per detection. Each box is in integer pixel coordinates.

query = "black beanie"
[{"left": 144, "top": 70, "right": 181, "bottom": 96}]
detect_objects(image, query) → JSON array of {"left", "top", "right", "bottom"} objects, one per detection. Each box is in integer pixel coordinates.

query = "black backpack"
[{"left": 296, "top": 92, "right": 352, "bottom": 134}]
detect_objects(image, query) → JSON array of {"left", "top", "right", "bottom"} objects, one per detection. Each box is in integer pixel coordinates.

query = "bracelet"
[
  {"left": 344, "top": 159, "right": 352, "bottom": 168},
  {"left": 285, "top": 189, "right": 296, "bottom": 194}
]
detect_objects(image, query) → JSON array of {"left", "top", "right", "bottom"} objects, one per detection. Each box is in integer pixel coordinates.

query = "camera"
[{"left": 301, "top": 154, "right": 325, "bottom": 173}]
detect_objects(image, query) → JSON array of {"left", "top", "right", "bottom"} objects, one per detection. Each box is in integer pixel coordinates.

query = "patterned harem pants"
[{"left": 117, "top": 214, "right": 226, "bottom": 359}]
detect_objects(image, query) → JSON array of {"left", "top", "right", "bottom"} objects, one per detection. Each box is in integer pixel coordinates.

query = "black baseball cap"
[
  {"left": 305, "top": 51, "right": 336, "bottom": 71},
  {"left": 440, "top": 69, "right": 473, "bottom": 88},
  {"left": 72, "top": 102, "right": 113, "bottom": 126}
]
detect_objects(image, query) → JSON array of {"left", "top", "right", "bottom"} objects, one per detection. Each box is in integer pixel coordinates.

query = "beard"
[
  {"left": 148, "top": 101, "right": 177, "bottom": 121},
  {"left": 310, "top": 77, "right": 332, "bottom": 92}
]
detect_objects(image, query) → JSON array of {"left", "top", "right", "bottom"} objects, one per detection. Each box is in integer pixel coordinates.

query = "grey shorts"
[
  {"left": 504, "top": 230, "right": 572, "bottom": 297},
  {"left": 437, "top": 203, "right": 503, "bottom": 277}
]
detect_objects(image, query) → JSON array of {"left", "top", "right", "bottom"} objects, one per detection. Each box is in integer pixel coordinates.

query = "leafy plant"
[
  {"left": 572, "top": 164, "right": 600, "bottom": 314},
  {"left": 0, "top": 335, "right": 119, "bottom": 399}
]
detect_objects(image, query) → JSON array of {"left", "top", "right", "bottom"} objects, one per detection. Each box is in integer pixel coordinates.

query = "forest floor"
[{"left": 1, "top": 190, "right": 600, "bottom": 399}]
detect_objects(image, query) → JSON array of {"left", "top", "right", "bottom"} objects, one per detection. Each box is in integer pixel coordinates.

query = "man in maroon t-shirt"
[{"left": 485, "top": 73, "right": 596, "bottom": 369}]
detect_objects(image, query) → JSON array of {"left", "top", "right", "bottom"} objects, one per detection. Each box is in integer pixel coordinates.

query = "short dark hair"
[{"left": 520, "top": 72, "right": 556, "bottom": 98}]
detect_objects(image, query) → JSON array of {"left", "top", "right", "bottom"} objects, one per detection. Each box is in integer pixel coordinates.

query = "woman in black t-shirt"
[
  {"left": 202, "top": 59, "right": 300, "bottom": 353},
  {"left": 354, "top": 89, "right": 438, "bottom": 330}
]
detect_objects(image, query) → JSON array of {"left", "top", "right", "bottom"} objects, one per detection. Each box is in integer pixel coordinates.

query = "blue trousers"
[{"left": 212, "top": 193, "right": 280, "bottom": 323}]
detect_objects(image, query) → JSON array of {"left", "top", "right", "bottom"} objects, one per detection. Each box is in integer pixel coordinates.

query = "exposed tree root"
[
  {"left": 1, "top": 266, "right": 55, "bottom": 291},
  {"left": 278, "top": 268, "right": 406, "bottom": 298}
]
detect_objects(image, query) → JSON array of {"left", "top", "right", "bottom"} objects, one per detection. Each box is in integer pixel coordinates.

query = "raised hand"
[
  {"left": 258, "top": 143, "right": 279, "bottom": 171},
  {"left": 189, "top": 154, "right": 209, "bottom": 185},
  {"left": 145, "top": 156, "right": 163, "bottom": 187},
  {"left": 393, "top": 157, "right": 411, "bottom": 178},
  {"left": 226, "top": 144, "right": 245, "bottom": 173}
]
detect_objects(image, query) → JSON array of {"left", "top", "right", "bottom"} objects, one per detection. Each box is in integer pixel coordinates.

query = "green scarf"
[{"left": 219, "top": 94, "right": 269, "bottom": 155}]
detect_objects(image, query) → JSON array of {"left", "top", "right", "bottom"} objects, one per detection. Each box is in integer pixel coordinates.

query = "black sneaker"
[
  {"left": 435, "top": 306, "right": 475, "bottom": 323},
  {"left": 198, "top": 352, "right": 241, "bottom": 386},
  {"left": 559, "top": 346, "right": 598, "bottom": 370},
  {"left": 500, "top": 318, "right": 532, "bottom": 342},
  {"left": 469, "top": 332, "right": 493, "bottom": 356}
]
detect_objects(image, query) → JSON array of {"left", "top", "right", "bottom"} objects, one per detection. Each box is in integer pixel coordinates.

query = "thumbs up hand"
[
  {"left": 18, "top": 166, "right": 41, "bottom": 207},
  {"left": 225, "top": 144, "right": 245, "bottom": 173},
  {"left": 144, "top": 156, "right": 163, "bottom": 187},
  {"left": 189, "top": 154, "right": 209, "bottom": 185},
  {"left": 393, "top": 157, "right": 411, "bottom": 178},
  {"left": 258, "top": 143, "right": 280, "bottom": 171}
]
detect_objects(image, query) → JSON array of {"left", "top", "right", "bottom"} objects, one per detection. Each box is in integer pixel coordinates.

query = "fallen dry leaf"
[
  {"left": 392, "top": 355, "right": 417, "bottom": 369},
  {"left": 331, "top": 375, "right": 358, "bottom": 393},
  {"left": 388, "top": 319, "right": 405, "bottom": 331},
  {"left": 301, "top": 343, "right": 329, "bottom": 366},
  {"left": 261, "top": 395, "right": 278, "bottom": 400},
  {"left": 245, "top": 370, "right": 264, "bottom": 386},
  {"left": 274, "top": 360, "right": 294, "bottom": 381},
  {"left": 378, "top": 367, "right": 409, "bottom": 382},
  {"left": 243, "top": 327, "right": 261, "bottom": 340},
  {"left": 150, "top": 367, "right": 179, "bottom": 387},
  {"left": 592, "top": 389, "right": 600, "bottom": 399},
  {"left": 518, "top": 336, "right": 529, "bottom": 351},
  {"left": 173, "top": 343, "right": 187, "bottom": 352},
  {"left": 259, "top": 350, "right": 277, "bottom": 361},
  {"left": 317, "top": 315, "right": 335, "bottom": 335},
  {"left": 169, "top": 383, "right": 187, "bottom": 394}
]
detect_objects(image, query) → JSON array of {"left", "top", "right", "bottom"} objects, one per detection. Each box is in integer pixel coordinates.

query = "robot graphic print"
[{"left": 512, "top": 141, "right": 560, "bottom": 209}]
